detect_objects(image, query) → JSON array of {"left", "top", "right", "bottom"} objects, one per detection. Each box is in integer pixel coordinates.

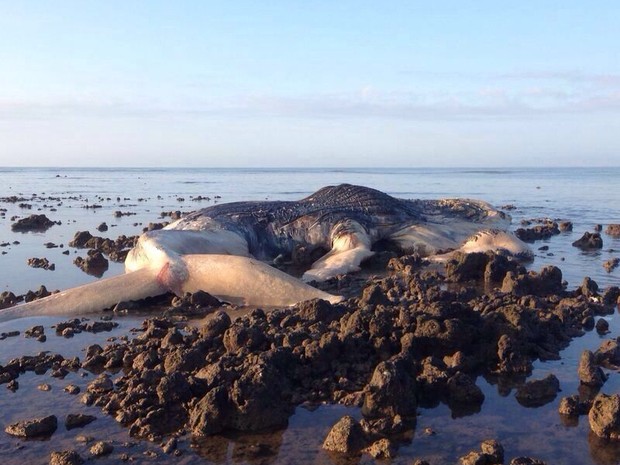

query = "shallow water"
[{"left": 0, "top": 167, "right": 619, "bottom": 464}]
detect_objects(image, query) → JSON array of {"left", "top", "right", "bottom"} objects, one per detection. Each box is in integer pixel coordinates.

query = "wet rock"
[
  {"left": 481, "top": 439, "right": 505, "bottom": 464},
  {"left": 96, "top": 222, "right": 108, "bottom": 232},
  {"left": 189, "top": 290, "right": 221, "bottom": 307},
  {"left": 515, "top": 221, "right": 560, "bottom": 242},
  {"left": 322, "top": 415, "right": 367, "bottom": 455},
  {"left": 447, "top": 372, "right": 485, "bottom": 408},
  {"left": 362, "top": 355, "right": 417, "bottom": 418},
  {"left": 578, "top": 350, "right": 607, "bottom": 387},
  {"left": 595, "top": 339, "right": 620, "bottom": 368},
  {"left": 5, "top": 415, "right": 57, "bottom": 437},
  {"left": 74, "top": 250, "right": 109, "bottom": 277},
  {"left": 596, "top": 319, "right": 609, "bottom": 334},
  {"left": 559, "top": 221, "right": 573, "bottom": 232},
  {"left": 363, "top": 438, "right": 396, "bottom": 459},
  {"left": 89, "top": 441, "right": 114, "bottom": 457},
  {"left": 501, "top": 266, "right": 564, "bottom": 297},
  {"left": 27, "top": 257, "right": 55, "bottom": 270},
  {"left": 604, "top": 258, "right": 620, "bottom": 273},
  {"left": 65, "top": 414, "right": 96, "bottom": 430},
  {"left": 589, "top": 393, "right": 620, "bottom": 439},
  {"left": 602, "top": 286, "right": 620, "bottom": 306},
  {"left": 11, "top": 214, "right": 58, "bottom": 232},
  {"left": 49, "top": 450, "right": 84, "bottom": 465},
  {"left": 190, "top": 386, "right": 229, "bottom": 435},
  {"left": 606, "top": 224, "right": 620, "bottom": 237},
  {"left": 509, "top": 458, "right": 547, "bottom": 465},
  {"left": 445, "top": 252, "right": 488, "bottom": 281},
  {"left": 515, "top": 374, "right": 560, "bottom": 407},
  {"left": 558, "top": 394, "right": 591, "bottom": 416},
  {"left": 25, "top": 325, "right": 45, "bottom": 338},
  {"left": 572, "top": 232, "right": 603, "bottom": 250}
]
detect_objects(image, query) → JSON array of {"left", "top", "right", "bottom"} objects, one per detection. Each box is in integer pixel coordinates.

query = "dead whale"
[{"left": 0, "top": 184, "right": 530, "bottom": 320}]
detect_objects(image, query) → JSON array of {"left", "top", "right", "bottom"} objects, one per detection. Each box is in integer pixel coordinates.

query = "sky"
[{"left": 0, "top": 1, "right": 619, "bottom": 167}]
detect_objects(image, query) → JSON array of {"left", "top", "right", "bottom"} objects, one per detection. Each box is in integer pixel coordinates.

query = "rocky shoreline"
[{"left": 2, "top": 248, "right": 620, "bottom": 464}]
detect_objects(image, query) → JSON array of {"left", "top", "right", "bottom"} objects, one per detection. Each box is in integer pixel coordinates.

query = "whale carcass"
[{"left": 0, "top": 184, "right": 530, "bottom": 320}]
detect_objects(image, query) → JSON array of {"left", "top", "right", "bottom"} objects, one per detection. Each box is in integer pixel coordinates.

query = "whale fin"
[
  {"left": 0, "top": 268, "right": 167, "bottom": 322},
  {"left": 303, "top": 220, "right": 374, "bottom": 282},
  {"left": 181, "top": 254, "right": 343, "bottom": 306}
]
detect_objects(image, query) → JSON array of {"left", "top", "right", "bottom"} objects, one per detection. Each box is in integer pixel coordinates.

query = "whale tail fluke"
[
  {"left": 180, "top": 254, "right": 343, "bottom": 306},
  {"left": 0, "top": 268, "right": 167, "bottom": 322},
  {"left": 0, "top": 255, "right": 343, "bottom": 322}
]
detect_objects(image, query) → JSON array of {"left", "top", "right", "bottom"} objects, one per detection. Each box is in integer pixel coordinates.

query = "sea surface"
[{"left": 0, "top": 166, "right": 619, "bottom": 464}]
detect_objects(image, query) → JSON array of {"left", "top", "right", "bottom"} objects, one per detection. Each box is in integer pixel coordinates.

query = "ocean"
[{"left": 0, "top": 166, "right": 619, "bottom": 464}]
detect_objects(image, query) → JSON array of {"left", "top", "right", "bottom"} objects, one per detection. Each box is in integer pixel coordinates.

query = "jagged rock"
[
  {"left": 509, "top": 458, "right": 547, "bottom": 465},
  {"left": 604, "top": 258, "right": 620, "bottom": 273},
  {"left": 578, "top": 350, "right": 606, "bottom": 387},
  {"left": 5, "top": 415, "right": 57, "bottom": 437},
  {"left": 11, "top": 214, "right": 58, "bottom": 232},
  {"left": 572, "top": 232, "right": 603, "bottom": 250},
  {"left": 65, "top": 414, "right": 97, "bottom": 430},
  {"left": 605, "top": 224, "right": 620, "bottom": 237},
  {"left": 322, "top": 415, "right": 367, "bottom": 454},
  {"left": 49, "top": 450, "right": 84, "bottom": 465},
  {"left": 589, "top": 393, "right": 620, "bottom": 439},
  {"left": 362, "top": 355, "right": 417, "bottom": 418},
  {"left": 89, "top": 441, "right": 114, "bottom": 457},
  {"left": 515, "top": 374, "right": 560, "bottom": 407}
]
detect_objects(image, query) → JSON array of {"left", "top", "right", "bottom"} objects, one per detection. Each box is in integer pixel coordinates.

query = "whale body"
[{"left": 0, "top": 184, "right": 531, "bottom": 321}]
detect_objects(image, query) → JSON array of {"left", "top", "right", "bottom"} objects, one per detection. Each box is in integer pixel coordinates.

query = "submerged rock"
[{"left": 515, "top": 374, "right": 560, "bottom": 408}]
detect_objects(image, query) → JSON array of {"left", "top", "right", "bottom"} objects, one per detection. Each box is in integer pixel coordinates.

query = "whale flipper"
[
  {"left": 0, "top": 268, "right": 167, "bottom": 322},
  {"left": 302, "top": 220, "right": 374, "bottom": 282},
  {"left": 181, "top": 254, "right": 343, "bottom": 306}
]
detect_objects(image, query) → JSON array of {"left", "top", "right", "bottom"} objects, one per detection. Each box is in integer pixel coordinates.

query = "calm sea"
[{"left": 0, "top": 166, "right": 619, "bottom": 465}]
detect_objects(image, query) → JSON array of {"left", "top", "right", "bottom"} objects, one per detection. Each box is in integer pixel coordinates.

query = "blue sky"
[{"left": 1, "top": 1, "right": 619, "bottom": 167}]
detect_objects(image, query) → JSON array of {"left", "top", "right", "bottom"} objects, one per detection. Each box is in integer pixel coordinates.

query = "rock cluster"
[{"left": 66, "top": 253, "right": 618, "bottom": 458}]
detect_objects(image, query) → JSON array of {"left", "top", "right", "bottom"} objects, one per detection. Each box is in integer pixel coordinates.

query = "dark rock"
[
  {"left": 445, "top": 252, "right": 488, "bottom": 282},
  {"left": 11, "top": 214, "right": 58, "bottom": 232},
  {"left": 359, "top": 283, "right": 390, "bottom": 306},
  {"left": 602, "top": 286, "right": 620, "bottom": 306},
  {"left": 578, "top": 350, "right": 607, "bottom": 387},
  {"left": 515, "top": 221, "right": 560, "bottom": 242},
  {"left": 596, "top": 319, "right": 609, "bottom": 334},
  {"left": 604, "top": 258, "right": 620, "bottom": 273},
  {"left": 5, "top": 415, "right": 57, "bottom": 437},
  {"left": 558, "top": 394, "right": 591, "bottom": 416},
  {"left": 190, "top": 386, "right": 229, "bottom": 435},
  {"left": 606, "top": 224, "right": 620, "bottom": 237},
  {"left": 96, "top": 222, "right": 108, "bottom": 232},
  {"left": 89, "top": 441, "right": 114, "bottom": 457},
  {"left": 49, "top": 450, "right": 84, "bottom": 465},
  {"left": 74, "top": 250, "right": 109, "bottom": 277},
  {"left": 481, "top": 439, "right": 504, "bottom": 464},
  {"left": 65, "top": 414, "right": 96, "bottom": 430},
  {"left": 363, "top": 438, "right": 396, "bottom": 459},
  {"left": 447, "top": 372, "right": 485, "bottom": 407},
  {"left": 362, "top": 355, "right": 417, "bottom": 418},
  {"left": 322, "top": 415, "right": 367, "bottom": 455},
  {"left": 501, "top": 266, "right": 563, "bottom": 297},
  {"left": 515, "top": 374, "right": 560, "bottom": 407},
  {"left": 509, "top": 458, "right": 547, "bottom": 465},
  {"left": 189, "top": 290, "right": 221, "bottom": 307},
  {"left": 68, "top": 231, "right": 94, "bottom": 247},
  {"left": 27, "top": 257, "right": 55, "bottom": 270},
  {"left": 559, "top": 221, "right": 573, "bottom": 232},
  {"left": 572, "top": 232, "right": 603, "bottom": 250},
  {"left": 595, "top": 339, "right": 620, "bottom": 368},
  {"left": 589, "top": 393, "right": 620, "bottom": 439}
]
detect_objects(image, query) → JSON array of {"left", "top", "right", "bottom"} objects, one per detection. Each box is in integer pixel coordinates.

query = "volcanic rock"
[
  {"left": 11, "top": 214, "right": 58, "bottom": 232},
  {"left": 49, "top": 450, "right": 84, "bottom": 465},
  {"left": 589, "top": 393, "right": 620, "bottom": 439},
  {"left": 322, "top": 415, "right": 367, "bottom": 454},
  {"left": 5, "top": 415, "right": 57, "bottom": 437},
  {"left": 578, "top": 350, "right": 607, "bottom": 387},
  {"left": 515, "top": 374, "right": 560, "bottom": 407},
  {"left": 572, "top": 232, "right": 603, "bottom": 250}
]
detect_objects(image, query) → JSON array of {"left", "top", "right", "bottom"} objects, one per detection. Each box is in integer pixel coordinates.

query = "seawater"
[{"left": 0, "top": 166, "right": 619, "bottom": 465}]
